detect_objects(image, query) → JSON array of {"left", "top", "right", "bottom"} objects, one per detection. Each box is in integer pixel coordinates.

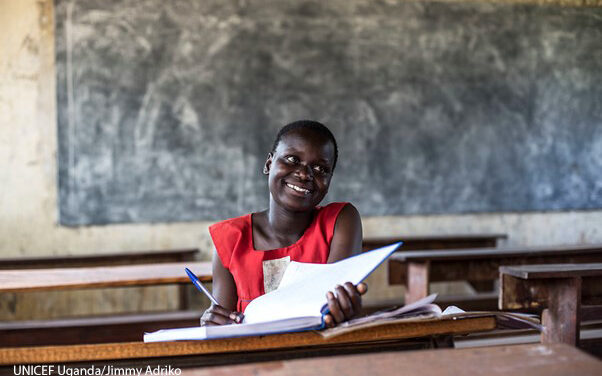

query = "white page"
[
  {"left": 144, "top": 326, "right": 208, "bottom": 342},
  {"left": 143, "top": 316, "right": 323, "bottom": 342},
  {"left": 277, "top": 261, "right": 329, "bottom": 289},
  {"left": 392, "top": 293, "right": 438, "bottom": 315},
  {"left": 243, "top": 243, "right": 401, "bottom": 324}
]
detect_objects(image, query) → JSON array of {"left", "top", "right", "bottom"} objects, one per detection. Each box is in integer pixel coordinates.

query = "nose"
[{"left": 295, "top": 163, "right": 313, "bottom": 181}]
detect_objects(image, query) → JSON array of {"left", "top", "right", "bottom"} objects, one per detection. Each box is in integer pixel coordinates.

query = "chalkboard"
[{"left": 56, "top": 0, "right": 602, "bottom": 226}]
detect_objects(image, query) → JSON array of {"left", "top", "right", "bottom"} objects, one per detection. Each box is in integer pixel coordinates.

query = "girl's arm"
[
  {"left": 328, "top": 203, "right": 363, "bottom": 262},
  {"left": 200, "top": 248, "right": 243, "bottom": 326},
  {"left": 324, "top": 203, "right": 367, "bottom": 327}
]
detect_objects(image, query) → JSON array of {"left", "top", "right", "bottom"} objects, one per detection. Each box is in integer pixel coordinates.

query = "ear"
[{"left": 263, "top": 153, "right": 273, "bottom": 175}]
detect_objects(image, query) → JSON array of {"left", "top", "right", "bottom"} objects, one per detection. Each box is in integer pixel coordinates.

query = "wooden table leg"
[
  {"left": 405, "top": 261, "right": 430, "bottom": 304},
  {"left": 179, "top": 285, "right": 190, "bottom": 310},
  {"left": 542, "top": 277, "right": 581, "bottom": 345}
]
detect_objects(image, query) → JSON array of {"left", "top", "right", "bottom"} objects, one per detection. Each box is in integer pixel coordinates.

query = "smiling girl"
[{"left": 200, "top": 120, "right": 365, "bottom": 327}]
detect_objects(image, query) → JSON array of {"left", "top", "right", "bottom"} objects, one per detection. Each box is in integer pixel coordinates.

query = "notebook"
[{"left": 143, "top": 242, "right": 402, "bottom": 342}]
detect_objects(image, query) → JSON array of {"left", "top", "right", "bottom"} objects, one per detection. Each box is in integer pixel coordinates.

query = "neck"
[{"left": 266, "top": 197, "right": 314, "bottom": 239}]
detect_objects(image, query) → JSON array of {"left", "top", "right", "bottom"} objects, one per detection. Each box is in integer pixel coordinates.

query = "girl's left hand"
[{"left": 323, "top": 282, "right": 368, "bottom": 327}]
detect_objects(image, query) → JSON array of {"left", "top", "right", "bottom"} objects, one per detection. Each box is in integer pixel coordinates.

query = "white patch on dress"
[{"left": 263, "top": 256, "right": 291, "bottom": 293}]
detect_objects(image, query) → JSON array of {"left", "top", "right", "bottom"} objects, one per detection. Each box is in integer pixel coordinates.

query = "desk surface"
[
  {"left": 179, "top": 343, "right": 602, "bottom": 376},
  {"left": 0, "top": 248, "right": 198, "bottom": 269},
  {"left": 0, "top": 262, "right": 212, "bottom": 292},
  {"left": 500, "top": 263, "right": 602, "bottom": 279},
  {"left": 364, "top": 234, "right": 508, "bottom": 243},
  {"left": 390, "top": 244, "right": 602, "bottom": 262},
  {"left": 363, "top": 234, "right": 507, "bottom": 251},
  {"left": 0, "top": 316, "right": 496, "bottom": 365}
]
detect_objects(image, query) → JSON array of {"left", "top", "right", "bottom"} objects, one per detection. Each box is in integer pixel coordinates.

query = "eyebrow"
[{"left": 280, "top": 147, "right": 332, "bottom": 165}]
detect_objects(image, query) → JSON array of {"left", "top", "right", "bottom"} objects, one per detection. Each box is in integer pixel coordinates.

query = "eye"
[
  {"left": 284, "top": 155, "right": 299, "bottom": 164},
  {"left": 313, "top": 165, "right": 328, "bottom": 175}
]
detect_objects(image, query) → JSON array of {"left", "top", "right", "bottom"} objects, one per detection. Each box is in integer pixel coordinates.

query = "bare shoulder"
[
  {"left": 328, "top": 203, "right": 363, "bottom": 262},
  {"left": 336, "top": 203, "right": 361, "bottom": 226}
]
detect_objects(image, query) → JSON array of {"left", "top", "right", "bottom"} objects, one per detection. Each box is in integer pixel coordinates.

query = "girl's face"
[{"left": 264, "top": 128, "right": 335, "bottom": 212}]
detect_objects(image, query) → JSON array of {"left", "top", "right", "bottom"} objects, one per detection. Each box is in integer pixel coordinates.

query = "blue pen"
[{"left": 185, "top": 268, "right": 220, "bottom": 306}]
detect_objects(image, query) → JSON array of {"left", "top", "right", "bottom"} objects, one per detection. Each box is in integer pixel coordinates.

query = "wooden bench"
[
  {"left": 0, "top": 248, "right": 199, "bottom": 269},
  {"left": 177, "top": 343, "right": 602, "bottom": 376},
  {"left": 0, "top": 311, "right": 204, "bottom": 347},
  {"left": 0, "top": 262, "right": 211, "bottom": 292},
  {"left": 0, "top": 248, "right": 200, "bottom": 307},
  {"left": 0, "top": 261, "right": 211, "bottom": 347},
  {"left": 499, "top": 263, "right": 602, "bottom": 346},
  {"left": 388, "top": 244, "right": 602, "bottom": 305},
  {"left": 360, "top": 234, "right": 507, "bottom": 313},
  {"left": 0, "top": 316, "right": 496, "bottom": 366},
  {"left": 363, "top": 233, "right": 507, "bottom": 252}
]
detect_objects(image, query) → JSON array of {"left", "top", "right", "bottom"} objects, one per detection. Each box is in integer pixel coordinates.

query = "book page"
[
  {"left": 277, "top": 261, "right": 329, "bottom": 289},
  {"left": 143, "top": 316, "right": 324, "bottom": 342},
  {"left": 243, "top": 243, "right": 401, "bottom": 324}
]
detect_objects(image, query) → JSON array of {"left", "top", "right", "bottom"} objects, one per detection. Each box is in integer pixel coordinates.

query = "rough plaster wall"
[
  {"left": 0, "top": 0, "right": 215, "bottom": 319},
  {"left": 0, "top": 0, "right": 601, "bottom": 319}
]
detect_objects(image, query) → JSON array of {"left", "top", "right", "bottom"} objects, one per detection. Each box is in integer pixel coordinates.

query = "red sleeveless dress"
[{"left": 209, "top": 202, "right": 348, "bottom": 312}]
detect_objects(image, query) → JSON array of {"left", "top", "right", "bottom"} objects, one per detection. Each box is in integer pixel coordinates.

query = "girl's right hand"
[{"left": 200, "top": 304, "right": 244, "bottom": 326}]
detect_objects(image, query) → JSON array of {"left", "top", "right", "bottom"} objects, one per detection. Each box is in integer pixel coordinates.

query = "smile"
[{"left": 285, "top": 183, "right": 311, "bottom": 195}]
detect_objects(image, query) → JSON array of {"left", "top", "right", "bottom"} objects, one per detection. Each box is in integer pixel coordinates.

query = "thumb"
[{"left": 357, "top": 282, "right": 368, "bottom": 295}]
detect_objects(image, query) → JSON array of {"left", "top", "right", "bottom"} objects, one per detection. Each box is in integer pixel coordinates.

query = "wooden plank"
[
  {"left": 391, "top": 244, "right": 602, "bottom": 262},
  {"left": 0, "top": 249, "right": 199, "bottom": 269},
  {"left": 363, "top": 234, "right": 506, "bottom": 252},
  {"left": 0, "top": 311, "right": 204, "bottom": 347},
  {"left": 405, "top": 261, "right": 430, "bottom": 303},
  {"left": 0, "top": 316, "right": 496, "bottom": 364},
  {"left": 500, "top": 264, "right": 602, "bottom": 346},
  {"left": 541, "top": 278, "right": 581, "bottom": 345},
  {"left": 384, "top": 234, "right": 506, "bottom": 287},
  {"left": 0, "top": 262, "right": 212, "bottom": 292},
  {"left": 178, "top": 343, "right": 602, "bottom": 376},
  {"left": 390, "top": 247, "right": 602, "bottom": 285},
  {"left": 500, "top": 263, "right": 602, "bottom": 279},
  {"left": 500, "top": 272, "right": 602, "bottom": 309}
]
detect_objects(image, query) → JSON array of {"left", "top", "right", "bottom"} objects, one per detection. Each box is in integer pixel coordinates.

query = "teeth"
[{"left": 286, "top": 183, "right": 310, "bottom": 194}]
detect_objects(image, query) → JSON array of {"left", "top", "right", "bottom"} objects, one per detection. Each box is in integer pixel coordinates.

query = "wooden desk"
[
  {"left": 0, "top": 248, "right": 200, "bottom": 310},
  {"left": 500, "top": 263, "right": 602, "bottom": 346},
  {"left": 389, "top": 244, "right": 602, "bottom": 304},
  {"left": 0, "top": 262, "right": 212, "bottom": 347},
  {"left": 0, "top": 316, "right": 496, "bottom": 366},
  {"left": 179, "top": 343, "right": 602, "bottom": 376},
  {"left": 0, "top": 249, "right": 199, "bottom": 270},
  {"left": 363, "top": 233, "right": 507, "bottom": 252},
  {"left": 0, "top": 262, "right": 212, "bottom": 292}
]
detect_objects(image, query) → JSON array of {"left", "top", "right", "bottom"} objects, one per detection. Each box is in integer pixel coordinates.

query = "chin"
[{"left": 275, "top": 193, "right": 320, "bottom": 212}]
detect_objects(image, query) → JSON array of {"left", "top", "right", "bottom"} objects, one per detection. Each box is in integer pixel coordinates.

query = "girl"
[{"left": 201, "top": 120, "right": 366, "bottom": 328}]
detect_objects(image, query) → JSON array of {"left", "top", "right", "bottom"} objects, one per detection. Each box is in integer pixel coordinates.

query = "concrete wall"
[{"left": 1, "top": 0, "right": 601, "bottom": 320}]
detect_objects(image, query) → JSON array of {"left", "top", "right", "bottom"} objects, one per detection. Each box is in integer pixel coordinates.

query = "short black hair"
[{"left": 271, "top": 120, "right": 339, "bottom": 171}]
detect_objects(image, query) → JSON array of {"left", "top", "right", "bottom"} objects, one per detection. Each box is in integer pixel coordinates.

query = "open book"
[
  {"left": 143, "top": 242, "right": 402, "bottom": 342},
  {"left": 319, "top": 294, "right": 542, "bottom": 339}
]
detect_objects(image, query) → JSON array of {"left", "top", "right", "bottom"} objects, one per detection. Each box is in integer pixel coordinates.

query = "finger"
[
  {"left": 357, "top": 282, "right": 368, "bottom": 295},
  {"left": 327, "top": 291, "right": 345, "bottom": 324},
  {"left": 209, "top": 304, "right": 234, "bottom": 317},
  {"left": 204, "top": 311, "right": 234, "bottom": 326},
  {"left": 210, "top": 304, "right": 243, "bottom": 323},
  {"left": 335, "top": 284, "right": 354, "bottom": 320},
  {"left": 203, "top": 305, "right": 238, "bottom": 325},
  {"left": 323, "top": 314, "right": 335, "bottom": 328},
  {"left": 231, "top": 312, "right": 244, "bottom": 324},
  {"left": 343, "top": 282, "right": 362, "bottom": 317}
]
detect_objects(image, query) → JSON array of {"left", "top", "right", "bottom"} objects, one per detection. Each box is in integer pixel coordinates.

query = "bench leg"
[
  {"left": 405, "top": 261, "right": 430, "bottom": 304},
  {"left": 430, "top": 334, "right": 455, "bottom": 348},
  {"left": 542, "top": 277, "right": 581, "bottom": 346},
  {"left": 179, "top": 285, "right": 190, "bottom": 310}
]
